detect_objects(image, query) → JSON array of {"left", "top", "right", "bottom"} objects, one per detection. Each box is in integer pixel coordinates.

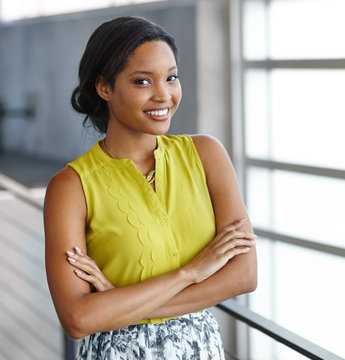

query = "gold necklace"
[
  {"left": 144, "top": 169, "right": 156, "bottom": 184},
  {"left": 102, "top": 139, "right": 156, "bottom": 184}
]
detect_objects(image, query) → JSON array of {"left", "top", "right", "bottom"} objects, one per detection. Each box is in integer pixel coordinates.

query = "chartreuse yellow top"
[{"left": 67, "top": 134, "right": 216, "bottom": 324}]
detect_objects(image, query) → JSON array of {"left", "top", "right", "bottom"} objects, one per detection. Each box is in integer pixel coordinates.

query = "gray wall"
[{"left": 0, "top": 2, "right": 197, "bottom": 162}]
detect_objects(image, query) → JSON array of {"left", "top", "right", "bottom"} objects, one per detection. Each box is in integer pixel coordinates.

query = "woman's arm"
[
  {"left": 66, "top": 135, "right": 257, "bottom": 319},
  {"left": 146, "top": 135, "right": 257, "bottom": 317},
  {"left": 44, "top": 166, "right": 254, "bottom": 339}
]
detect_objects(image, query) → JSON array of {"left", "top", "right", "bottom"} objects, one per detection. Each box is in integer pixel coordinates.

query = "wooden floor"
[{"left": 0, "top": 191, "right": 64, "bottom": 360}]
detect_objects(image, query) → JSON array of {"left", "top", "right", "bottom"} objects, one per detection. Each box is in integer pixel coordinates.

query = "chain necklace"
[{"left": 102, "top": 139, "right": 156, "bottom": 184}]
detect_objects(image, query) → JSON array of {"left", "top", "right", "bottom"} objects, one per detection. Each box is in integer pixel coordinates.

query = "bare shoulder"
[
  {"left": 46, "top": 167, "right": 83, "bottom": 197},
  {"left": 190, "top": 137, "right": 250, "bottom": 233},
  {"left": 44, "top": 167, "right": 86, "bottom": 218},
  {"left": 191, "top": 134, "right": 225, "bottom": 153},
  {"left": 46, "top": 167, "right": 81, "bottom": 191},
  {"left": 190, "top": 134, "right": 232, "bottom": 174}
]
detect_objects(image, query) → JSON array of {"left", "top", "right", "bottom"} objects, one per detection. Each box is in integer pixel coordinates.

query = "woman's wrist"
[{"left": 176, "top": 265, "right": 196, "bottom": 286}]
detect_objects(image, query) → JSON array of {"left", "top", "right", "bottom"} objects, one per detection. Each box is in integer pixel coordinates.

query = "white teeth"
[{"left": 145, "top": 109, "right": 169, "bottom": 116}]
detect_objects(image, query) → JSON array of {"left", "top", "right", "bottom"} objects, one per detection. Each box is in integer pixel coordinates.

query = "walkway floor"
[{"left": 0, "top": 152, "right": 68, "bottom": 360}]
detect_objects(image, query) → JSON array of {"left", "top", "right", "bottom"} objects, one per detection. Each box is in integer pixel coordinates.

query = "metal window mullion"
[
  {"left": 246, "top": 158, "right": 345, "bottom": 180},
  {"left": 244, "top": 59, "right": 345, "bottom": 69},
  {"left": 254, "top": 228, "right": 345, "bottom": 259},
  {"left": 229, "top": 0, "right": 252, "bottom": 358}
]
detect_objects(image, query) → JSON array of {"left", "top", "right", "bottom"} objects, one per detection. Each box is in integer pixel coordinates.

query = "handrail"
[
  {"left": 2, "top": 172, "right": 344, "bottom": 360},
  {"left": 217, "top": 299, "right": 344, "bottom": 360},
  {"left": 0, "top": 173, "right": 43, "bottom": 210}
]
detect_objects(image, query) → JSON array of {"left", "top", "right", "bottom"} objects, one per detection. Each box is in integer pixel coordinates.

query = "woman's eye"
[
  {"left": 135, "top": 79, "right": 150, "bottom": 85},
  {"left": 167, "top": 75, "right": 179, "bottom": 82}
]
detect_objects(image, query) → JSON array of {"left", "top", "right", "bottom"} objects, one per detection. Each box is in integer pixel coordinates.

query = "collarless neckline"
[{"left": 95, "top": 135, "right": 163, "bottom": 164}]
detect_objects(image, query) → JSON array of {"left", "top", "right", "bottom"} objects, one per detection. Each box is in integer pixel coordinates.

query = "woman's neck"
[{"left": 104, "top": 133, "right": 157, "bottom": 161}]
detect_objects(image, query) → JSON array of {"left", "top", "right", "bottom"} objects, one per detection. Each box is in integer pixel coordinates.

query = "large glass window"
[
  {"left": 0, "top": 0, "right": 163, "bottom": 22},
  {"left": 240, "top": 0, "right": 345, "bottom": 358}
]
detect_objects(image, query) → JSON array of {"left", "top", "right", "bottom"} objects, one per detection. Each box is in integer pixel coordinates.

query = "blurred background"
[{"left": 0, "top": 0, "right": 344, "bottom": 359}]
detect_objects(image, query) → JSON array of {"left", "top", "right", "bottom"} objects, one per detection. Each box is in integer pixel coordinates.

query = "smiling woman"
[
  {"left": 95, "top": 41, "right": 181, "bottom": 143},
  {"left": 44, "top": 16, "right": 257, "bottom": 360}
]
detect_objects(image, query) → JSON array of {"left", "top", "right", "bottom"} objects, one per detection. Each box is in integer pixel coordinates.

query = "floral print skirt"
[{"left": 76, "top": 310, "right": 225, "bottom": 360}]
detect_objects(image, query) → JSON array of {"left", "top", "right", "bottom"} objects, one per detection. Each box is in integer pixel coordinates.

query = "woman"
[{"left": 44, "top": 16, "right": 257, "bottom": 359}]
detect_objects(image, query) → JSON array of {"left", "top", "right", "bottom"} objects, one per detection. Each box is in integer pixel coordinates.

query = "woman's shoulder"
[
  {"left": 190, "top": 134, "right": 229, "bottom": 166},
  {"left": 45, "top": 167, "right": 86, "bottom": 220},
  {"left": 46, "top": 167, "right": 83, "bottom": 200},
  {"left": 160, "top": 134, "right": 222, "bottom": 151},
  {"left": 48, "top": 166, "right": 80, "bottom": 186},
  {"left": 190, "top": 134, "right": 223, "bottom": 149}
]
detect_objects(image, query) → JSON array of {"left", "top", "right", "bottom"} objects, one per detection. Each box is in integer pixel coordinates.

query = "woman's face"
[{"left": 99, "top": 40, "right": 182, "bottom": 136}]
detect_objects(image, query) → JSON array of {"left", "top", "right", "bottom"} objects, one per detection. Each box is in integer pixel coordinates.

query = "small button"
[{"left": 161, "top": 216, "right": 168, "bottom": 223}]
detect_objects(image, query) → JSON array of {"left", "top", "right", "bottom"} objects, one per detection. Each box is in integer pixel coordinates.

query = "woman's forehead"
[{"left": 123, "top": 41, "right": 177, "bottom": 73}]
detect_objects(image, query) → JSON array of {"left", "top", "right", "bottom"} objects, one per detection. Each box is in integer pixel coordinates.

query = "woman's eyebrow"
[{"left": 128, "top": 66, "right": 177, "bottom": 77}]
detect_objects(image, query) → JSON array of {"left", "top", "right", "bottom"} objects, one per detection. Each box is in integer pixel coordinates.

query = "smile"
[{"left": 144, "top": 109, "right": 169, "bottom": 116}]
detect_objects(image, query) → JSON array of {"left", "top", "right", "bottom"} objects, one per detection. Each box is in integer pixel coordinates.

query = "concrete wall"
[{"left": 0, "top": 1, "right": 197, "bottom": 161}]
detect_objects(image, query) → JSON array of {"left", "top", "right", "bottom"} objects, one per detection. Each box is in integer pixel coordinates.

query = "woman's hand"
[
  {"left": 66, "top": 247, "right": 114, "bottom": 292},
  {"left": 183, "top": 218, "right": 256, "bottom": 284},
  {"left": 65, "top": 218, "right": 254, "bottom": 292}
]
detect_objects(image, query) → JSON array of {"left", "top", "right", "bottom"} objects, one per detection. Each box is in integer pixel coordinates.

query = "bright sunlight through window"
[{"left": 0, "top": 0, "right": 162, "bottom": 22}]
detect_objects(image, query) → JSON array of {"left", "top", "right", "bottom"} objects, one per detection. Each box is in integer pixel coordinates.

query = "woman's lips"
[{"left": 144, "top": 108, "right": 170, "bottom": 120}]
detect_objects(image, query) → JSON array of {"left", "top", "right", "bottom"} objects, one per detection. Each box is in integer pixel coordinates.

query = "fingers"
[
  {"left": 224, "top": 245, "right": 252, "bottom": 258},
  {"left": 67, "top": 248, "right": 98, "bottom": 275},
  {"left": 211, "top": 217, "right": 249, "bottom": 244},
  {"left": 66, "top": 247, "right": 114, "bottom": 291},
  {"left": 218, "top": 230, "right": 256, "bottom": 247},
  {"left": 73, "top": 268, "right": 98, "bottom": 284},
  {"left": 220, "top": 237, "right": 255, "bottom": 254},
  {"left": 223, "top": 217, "right": 247, "bottom": 233},
  {"left": 210, "top": 227, "right": 256, "bottom": 252},
  {"left": 206, "top": 223, "right": 256, "bottom": 264}
]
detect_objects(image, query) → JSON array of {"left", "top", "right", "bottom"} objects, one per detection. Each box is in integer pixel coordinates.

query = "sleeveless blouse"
[{"left": 67, "top": 134, "right": 216, "bottom": 324}]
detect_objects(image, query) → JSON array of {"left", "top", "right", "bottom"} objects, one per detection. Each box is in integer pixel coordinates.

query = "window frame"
[{"left": 229, "top": 0, "right": 345, "bottom": 358}]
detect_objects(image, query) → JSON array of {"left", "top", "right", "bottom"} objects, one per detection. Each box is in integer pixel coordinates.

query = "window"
[
  {"left": 239, "top": 0, "right": 345, "bottom": 358},
  {"left": 0, "top": 0, "right": 163, "bottom": 22}
]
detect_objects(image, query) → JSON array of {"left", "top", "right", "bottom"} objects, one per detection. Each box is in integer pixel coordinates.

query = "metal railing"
[
  {"left": 1, "top": 172, "right": 343, "bottom": 360},
  {"left": 217, "top": 300, "right": 344, "bottom": 360}
]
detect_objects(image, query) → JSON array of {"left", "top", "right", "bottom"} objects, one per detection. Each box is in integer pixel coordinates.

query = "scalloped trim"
[{"left": 107, "top": 181, "right": 155, "bottom": 282}]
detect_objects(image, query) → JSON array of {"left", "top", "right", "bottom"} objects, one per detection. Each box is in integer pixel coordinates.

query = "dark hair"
[{"left": 71, "top": 16, "right": 179, "bottom": 133}]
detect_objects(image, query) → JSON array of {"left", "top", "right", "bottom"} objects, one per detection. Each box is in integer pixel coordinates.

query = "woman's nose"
[{"left": 151, "top": 83, "right": 172, "bottom": 102}]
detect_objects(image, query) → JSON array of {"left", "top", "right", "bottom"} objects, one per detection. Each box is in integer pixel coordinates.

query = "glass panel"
[
  {"left": 249, "top": 326, "right": 307, "bottom": 360},
  {"left": 247, "top": 167, "right": 345, "bottom": 247},
  {"left": 243, "top": 0, "right": 267, "bottom": 60},
  {"left": 250, "top": 239, "right": 345, "bottom": 358},
  {"left": 244, "top": 70, "right": 270, "bottom": 159},
  {"left": 245, "top": 69, "right": 345, "bottom": 170},
  {"left": 270, "top": 69, "right": 345, "bottom": 169},
  {"left": 247, "top": 167, "right": 272, "bottom": 230},
  {"left": 243, "top": 0, "right": 345, "bottom": 60},
  {"left": 0, "top": 0, "right": 163, "bottom": 22},
  {"left": 269, "top": 0, "right": 345, "bottom": 59}
]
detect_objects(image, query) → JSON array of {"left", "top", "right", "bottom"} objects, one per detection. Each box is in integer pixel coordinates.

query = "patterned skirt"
[{"left": 76, "top": 310, "right": 225, "bottom": 360}]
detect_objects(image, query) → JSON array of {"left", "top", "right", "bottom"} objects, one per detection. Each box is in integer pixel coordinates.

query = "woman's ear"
[{"left": 95, "top": 76, "right": 112, "bottom": 101}]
